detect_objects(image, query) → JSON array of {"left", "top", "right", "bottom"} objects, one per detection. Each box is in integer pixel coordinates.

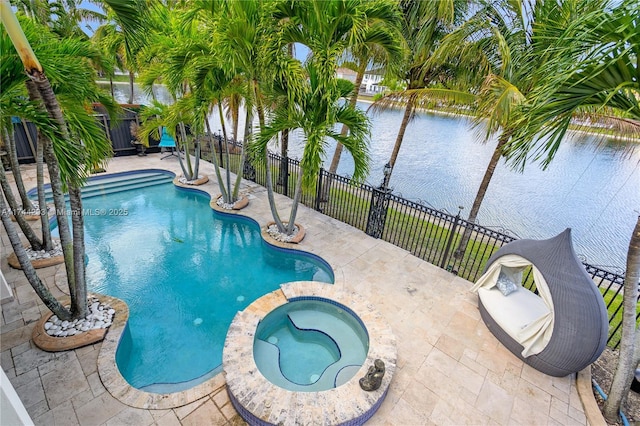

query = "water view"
[{"left": 104, "top": 83, "right": 639, "bottom": 272}]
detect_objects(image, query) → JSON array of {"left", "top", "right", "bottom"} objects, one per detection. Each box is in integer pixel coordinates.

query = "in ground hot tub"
[
  {"left": 254, "top": 299, "right": 369, "bottom": 391},
  {"left": 223, "top": 281, "right": 397, "bottom": 426}
]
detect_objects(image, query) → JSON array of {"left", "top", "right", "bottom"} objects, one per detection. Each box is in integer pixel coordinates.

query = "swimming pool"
[{"left": 74, "top": 170, "right": 333, "bottom": 392}]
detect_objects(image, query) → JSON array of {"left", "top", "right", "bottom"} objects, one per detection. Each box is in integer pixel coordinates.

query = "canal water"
[{"left": 106, "top": 83, "right": 639, "bottom": 272}]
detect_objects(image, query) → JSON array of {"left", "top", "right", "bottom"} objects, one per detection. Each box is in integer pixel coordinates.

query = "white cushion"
[{"left": 478, "top": 286, "right": 551, "bottom": 344}]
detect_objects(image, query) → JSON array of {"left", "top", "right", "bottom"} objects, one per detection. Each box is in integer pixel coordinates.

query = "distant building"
[
  {"left": 336, "top": 67, "right": 358, "bottom": 83},
  {"left": 361, "top": 68, "right": 387, "bottom": 94}
]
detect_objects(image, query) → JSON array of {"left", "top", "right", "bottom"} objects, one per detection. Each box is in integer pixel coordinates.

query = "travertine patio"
[{"left": 1, "top": 155, "right": 599, "bottom": 425}]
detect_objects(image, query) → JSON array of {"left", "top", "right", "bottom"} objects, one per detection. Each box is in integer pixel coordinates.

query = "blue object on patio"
[{"left": 159, "top": 127, "right": 178, "bottom": 159}]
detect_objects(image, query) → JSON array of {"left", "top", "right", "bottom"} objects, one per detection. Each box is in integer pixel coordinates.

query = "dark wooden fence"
[{"left": 11, "top": 105, "right": 161, "bottom": 162}]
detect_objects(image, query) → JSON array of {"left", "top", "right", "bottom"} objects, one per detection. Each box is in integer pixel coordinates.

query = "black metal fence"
[
  {"left": 244, "top": 150, "right": 636, "bottom": 349},
  {"left": 11, "top": 111, "right": 636, "bottom": 348}
]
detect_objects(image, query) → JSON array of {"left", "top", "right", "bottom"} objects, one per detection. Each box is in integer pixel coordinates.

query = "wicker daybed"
[{"left": 472, "top": 229, "right": 608, "bottom": 377}]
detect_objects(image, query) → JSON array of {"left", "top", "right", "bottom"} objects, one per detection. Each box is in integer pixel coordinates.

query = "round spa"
[
  {"left": 254, "top": 299, "right": 369, "bottom": 392},
  {"left": 223, "top": 281, "right": 397, "bottom": 426}
]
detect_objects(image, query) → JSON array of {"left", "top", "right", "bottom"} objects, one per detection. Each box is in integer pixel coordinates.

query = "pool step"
[
  {"left": 255, "top": 310, "right": 367, "bottom": 392},
  {"left": 79, "top": 174, "right": 173, "bottom": 199},
  {"left": 288, "top": 310, "right": 367, "bottom": 389},
  {"left": 30, "top": 172, "right": 174, "bottom": 202},
  {"left": 253, "top": 340, "right": 293, "bottom": 390}
]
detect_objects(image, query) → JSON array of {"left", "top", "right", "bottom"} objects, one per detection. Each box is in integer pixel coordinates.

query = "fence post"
[
  {"left": 440, "top": 209, "right": 462, "bottom": 269},
  {"left": 216, "top": 132, "right": 224, "bottom": 166},
  {"left": 315, "top": 168, "right": 324, "bottom": 212},
  {"left": 243, "top": 157, "right": 256, "bottom": 182},
  {"left": 365, "top": 187, "right": 391, "bottom": 239},
  {"left": 282, "top": 156, "right": 289, "bottom": 196}
]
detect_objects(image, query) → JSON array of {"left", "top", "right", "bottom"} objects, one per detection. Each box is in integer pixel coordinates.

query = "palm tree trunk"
[
  {"left": 328, "top": 67, "right": 365, "bottom": 174},
  {"left": 218, "top": 103, "right": 233, "bottom": 202},
  {"left": 232, "top": 107, "right": 251, "bottom": 201},
  {"left": 68, "top": 186, "right": 87, "bottom": 318},
  {"left": 286, "top": 168, "right": 304, "bottom": 235},
  {"left": 35, "top": 132, "right": 53, "bottom": 251},
  {"left": 277, "top": 129, "right": 289, "bottom": 189},
  {"left": 230, "top": 96, "right": 240, "bottom": 142},
  {"left": 109, "top": 76, "right": 115, "bottom": 99},
  {"left": 3, "top": 126, "right": 34, "bottom": 211},
  {"left": 128, "top": 70, "right": 134, "bottom": 104},
  {"left": 603, "top": 215, "right": 640, "bottom": 422},
  {"left": 454, "top": 132, "right": 510, "bottom": 258},
  {"left": 1, "top": 192, "right": 72, "bottom": 320},
  {"left": 25, "top": 78, "right": 81, "bottom": 318},
  {"left": 179, "top": 123, "right": 194, "bottom": 180},
  {"left": 253, "top": 79, "right": 266, "bottom": 128},
  {"left": 386, "top": 101, "right": 414, "bottom": 185},
  {"left": 175, "top": 137, "right": 190, "bottom": 181},
  {"left": 0, "top": 166, "right": 42, "bottom": 250},
  {"left": 194, "top": 138, "right": 200, "bottom": 179},
  {"left": 264, "top": 149, "right": 284, "bottom": 231},
  {"left": 205, "top": 118, "right": 229, "bottom": 202}
]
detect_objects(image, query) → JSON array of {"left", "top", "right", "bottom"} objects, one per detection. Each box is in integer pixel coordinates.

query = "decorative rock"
[
  {"left": 22, "top": 239, "right": 63, "bottom": 260},
  {"left": 42, "top": 297, "right": 114, "bottom": 338}
]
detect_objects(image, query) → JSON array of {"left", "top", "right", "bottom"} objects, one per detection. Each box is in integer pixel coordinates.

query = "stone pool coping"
[
  {"left": 49, "top": 267, "right": 227, "bottom": 410},
  {"left": 223, "top": 281, "right": 397, "bottom": 426},
  {"left": 96, "top": 295, "right": 227, "bottom": 410}
]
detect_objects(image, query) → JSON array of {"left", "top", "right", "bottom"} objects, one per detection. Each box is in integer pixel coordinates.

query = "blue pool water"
[
  {"left": 254, "top": 299, "right": 369, "bottom": 391},
  {"left": 75, "top": 171, "right": 333, "bottom": 392}
]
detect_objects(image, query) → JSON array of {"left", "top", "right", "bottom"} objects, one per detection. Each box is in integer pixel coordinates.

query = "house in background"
[
  {"left": 336, "top": 67, "right": 390, "bottom": 95},
  {"left": 361, "top": 68, "right": 387, "bottom": 94},
  {"left": 336, "top": 67, "right": 357, "bottom": 83}
]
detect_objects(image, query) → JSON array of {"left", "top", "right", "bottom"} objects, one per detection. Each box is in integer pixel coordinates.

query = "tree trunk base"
[
  {"left": 210, "top": 195, "right": 249, "bottom": 213},
  {"left": 263, "top": 222, "right": 306, "bottom": 245},
  {"left": 7, "top": 251, "right": 64, "bottom": 269},
  {"left": 31, "top": 293, "right": 126, "bottom": 352},
  {"left": 174, "top": 175, "right": 209, "bottom": 186}
]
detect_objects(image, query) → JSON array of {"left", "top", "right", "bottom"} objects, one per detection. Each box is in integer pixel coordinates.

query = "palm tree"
[
  {"left": 369, "top": 0, "right": 470, "bottom": 188},
  {"left": 325, "top": 0, "right": 405, "bottom": 176},
  {"left": 135, "top": 5, "right": 211, "bottom": 183},
  {"left": 1, "top": 2, "right": 125, "bottom": 320},
  {"left": 140, "top": 3, "right": 250, "bottom": 201},
  {"left": 47, "top": 0, "right": 106, "bottom": 39},
  {"left": 2, "top": 4, "right": 102, "bottom": 319},
  {"left": 137, "top": 100, "right": 202, "bottom": 182},
  {"left": 92, "top": 18, "right": 137, "bottom": 103},
  {"left": 254, "top": 0, "right": 403, "bottom": 233},
  {"left": 251, "top": 67, "right": 370, "bottom": 235},
  {"left": 504, "top": 2, "right": 639, "bottom": 421},
  {"left": 426, "top": 0, "right": 605, "bottom": 257}
]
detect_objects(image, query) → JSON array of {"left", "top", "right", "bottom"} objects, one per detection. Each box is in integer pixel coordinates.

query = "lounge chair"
[
  {"left": 472, "top": 229, "right": 608, "bottom": 377},
  {"left": 159, "top": 127, "right": 178, "bottom": 159}
]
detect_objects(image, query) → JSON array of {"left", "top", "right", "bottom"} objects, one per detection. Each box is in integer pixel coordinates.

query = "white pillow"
[{"left": 496, "top": 271, "right": 518, "bottom": 296}]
